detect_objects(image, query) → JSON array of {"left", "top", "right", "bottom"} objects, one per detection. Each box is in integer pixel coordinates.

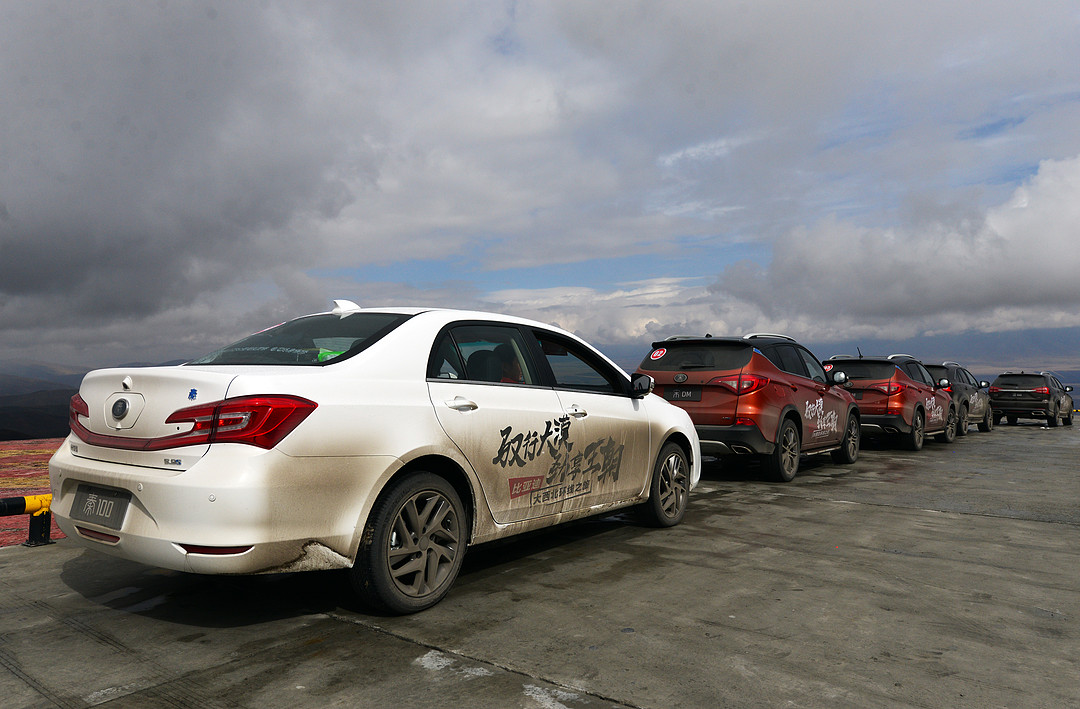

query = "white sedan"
[{"left": 49, "top": 302, "right": 700, "bottom": 613}]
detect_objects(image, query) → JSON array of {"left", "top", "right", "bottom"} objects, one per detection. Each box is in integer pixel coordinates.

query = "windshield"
[
  {"left": 640, "top": 342, "right": 752, "bottom": 372},
  {"left": 827, "top": 361, "right": 897, "bottom": 381},
  {"left": 189, "top": 312, "right": 410, "bottom": 366},
  {"left": 992, "top": 374, "right": 1047, "bottom": 390}
]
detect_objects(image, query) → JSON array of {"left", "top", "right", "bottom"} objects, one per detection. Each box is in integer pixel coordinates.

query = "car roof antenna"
[{"left": 857, "top": 346, "right": 863, "bottom": 359}]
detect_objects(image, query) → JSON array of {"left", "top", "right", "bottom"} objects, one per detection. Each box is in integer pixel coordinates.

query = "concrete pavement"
[{"left": 1, "top": 422, "right": 1077, "bottom": 708}]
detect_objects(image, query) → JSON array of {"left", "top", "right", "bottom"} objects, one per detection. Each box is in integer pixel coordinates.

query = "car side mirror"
[
  {"left": 830, "top": 370, "right": 848, "bottom": 386},
  {"left": 980, "top": 381, "right": 990, "bottom": 388},
  {"left": 937, "top": 378, "right": 950, "bottom": 389},
  {"left": 1066, "top": 385, "right": 1074, "bottom": 393},
  {"left": 630, "top": 372, "right": 655, "bottom": 398}
]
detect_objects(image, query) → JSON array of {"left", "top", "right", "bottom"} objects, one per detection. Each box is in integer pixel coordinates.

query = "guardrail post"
[{"left": 25, "top": 510, "right": 54, "bottom": 547}]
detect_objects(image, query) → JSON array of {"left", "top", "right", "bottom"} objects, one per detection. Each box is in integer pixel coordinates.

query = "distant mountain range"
[{"left": 0, "top": 359, "right": 183, "bottom": 441}]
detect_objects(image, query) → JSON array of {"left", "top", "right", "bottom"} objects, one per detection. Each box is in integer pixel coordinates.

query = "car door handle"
[
  {"left": 444, "top": 397, "right": 478, "bottom": 411},
  {"left": 567, "top": 405, "right": 588, "bottom": 418}
]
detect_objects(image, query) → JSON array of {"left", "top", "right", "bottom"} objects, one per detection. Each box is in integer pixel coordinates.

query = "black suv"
[
  {"left": 924, "top": 361, "right": 993, "bottom": 435},
  {"left": 989, "top": 371, "right": 1074, "bottom": 426}
]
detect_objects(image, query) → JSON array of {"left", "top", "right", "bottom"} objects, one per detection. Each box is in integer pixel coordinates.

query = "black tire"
[
  {"left": 956, "top": 404, "right": 969, "bottom": 436},
  {"left": 977, "top": 407, "right": 993, "bottom": 433},
  {"left": 993, "top": 413, "right": 1002, "bottom": 426},
  {"left": 902, "top": 409, "right": 925, "bottom": 451},
  {"left": 1047, "top": 405, "right": 1059, "bottom": 427},
  {"left": 935, "top": 407, "right": 957, "bottom": 443},
  {"left": 639, "top": 442, "right": 689, "bottom": 527},
  {"left": 1064, "top": 408, "right": 1074, "bottom": 426},
  {"left": 764, "top": 418, "right": 800, "bottom": 482},
  {"left": 831, "top": 413, "right": 860, "bottom": 464},
  {"left": 351, "top": 472, "right": 467, "bottom": 614},
  {"left": 1007, "top": 415, "right": 1018, "bottom": 426}
]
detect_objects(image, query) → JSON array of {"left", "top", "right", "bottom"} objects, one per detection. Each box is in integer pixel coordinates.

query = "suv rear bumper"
[
  {"left": 695, "top": 424, "right": 773, "bottom": 456},
  {"left": 860, "top": 413, "right": 913, "bottom": 436},
  {"left": 991, "top": 402, "right": 1051, "bottom": 418}
]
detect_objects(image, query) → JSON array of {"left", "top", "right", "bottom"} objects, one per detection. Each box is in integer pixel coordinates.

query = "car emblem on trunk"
[
  {"left": 673, "top": 373, "right": 688, "bottom": 383},
  {"left": 111, "top": 398, "right": 130, "bottom": 420}
]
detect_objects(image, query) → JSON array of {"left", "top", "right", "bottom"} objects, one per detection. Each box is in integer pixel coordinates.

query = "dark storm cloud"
[{"left": 0, "top": 2, "right": 377, "bottom": 326}]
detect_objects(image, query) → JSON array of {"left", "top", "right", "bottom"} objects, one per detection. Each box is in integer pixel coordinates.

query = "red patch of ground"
[{"left": 0, "top": 438, "right": 66, "bottom": 547}]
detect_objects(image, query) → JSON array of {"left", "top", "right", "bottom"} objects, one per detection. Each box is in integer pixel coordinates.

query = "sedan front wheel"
[{"left": 639, "top": 442, "right": 689, "bottom": 527}]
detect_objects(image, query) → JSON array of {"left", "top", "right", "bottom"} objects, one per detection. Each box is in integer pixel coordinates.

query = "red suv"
[
  {"left": 823, "top": 354, "right": 956, "bottom": 450},
  {"left": 635, "top": 334, "right": 860, "bottom": 482}
]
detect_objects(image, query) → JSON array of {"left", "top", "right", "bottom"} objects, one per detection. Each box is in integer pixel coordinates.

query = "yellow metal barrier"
[{"left": 0, "top": 494, "right": 54, "bottom": 547}]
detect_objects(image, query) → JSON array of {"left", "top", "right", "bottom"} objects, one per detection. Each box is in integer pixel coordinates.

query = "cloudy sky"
[{"left": 3, "top": 1, "right": 1080, "bottom": 372}]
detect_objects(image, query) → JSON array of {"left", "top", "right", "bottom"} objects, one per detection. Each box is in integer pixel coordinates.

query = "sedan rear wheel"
[
  {"left": 352, "top": 472, "right": 466, "bottom": 614},
  {"left": 639, "top": 442, "right": 689, "bottom": 527},
  {"left": 764, "top": 418, "right": 800, "bottom": 482}
]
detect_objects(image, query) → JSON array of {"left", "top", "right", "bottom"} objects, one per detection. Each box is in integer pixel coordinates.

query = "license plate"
[
  {"left": 664, "top": 386, "right": 701, "bottom": 402},
  {"left": 70, "top": 484, "right": 132, "bottom": 530}
]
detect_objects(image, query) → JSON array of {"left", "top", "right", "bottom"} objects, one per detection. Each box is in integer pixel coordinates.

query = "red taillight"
[
  {"left": 869, "top": 382, "right": 906, "bottom": 396},
  {"left": 70, "top": 393, "right": 89, "bottom": 426},
  {"left": 987, "top": 386, "right": 1001, "bottom": 393},
  {"left": 70, "top": 395, "right": 317, "bottom": 451},
  {"left": 1033, "top": 387, "right": 1050, "bottom": 395},
  {"left": 734, "top": 417, "right": 756, "bottom": 426},
  {"left": 709, "top": 373, "right": 770, "bottom": 395}
]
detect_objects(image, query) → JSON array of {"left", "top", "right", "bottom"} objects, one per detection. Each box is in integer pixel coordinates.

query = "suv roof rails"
[
  {"left": 942, "top": 360, "right": 961, "bottom": 367},
  {"left": 1002, "top": 370, "right": 1023, "bottom": 375},
  {"left": 828, "top": 354, "right": 856, "bottom": 359},
  {"left": 743, "top": 332, "right": 795, "bottom": 342},
  {"left": 887, "top": 353, "right": 917, "bottom": 360}
]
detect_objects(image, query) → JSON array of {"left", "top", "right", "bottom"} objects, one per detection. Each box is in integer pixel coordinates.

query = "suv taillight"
[
  {"left": 1033, "top": 386, "right": 1050, "bottom": 395},
  {"left": 869, "top": 382, "right": 906, "bottom": 396},
  {"left": 987, "top": 386, "right": 1001, "bottom": 393},
  {"left": 709, "top": 373, "right": 770, "bottom": 395}
]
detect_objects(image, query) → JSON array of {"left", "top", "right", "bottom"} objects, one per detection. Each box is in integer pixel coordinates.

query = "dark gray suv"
[
  {"left": 924, "top": 361, "right": 992, "bottom": 435},
  {"left": 989, "top": 371, "right": 1074, "bottom": 427}
]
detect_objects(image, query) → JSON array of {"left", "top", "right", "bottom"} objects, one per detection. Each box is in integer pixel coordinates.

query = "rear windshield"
[
  {"left": 639, "top": 342, "right": 752, "bottom": 372},
  {"left": 924, "top": 365, "right": 947, "bottom": 380},
  {"left": 827, "top": 361, "right": 897, "bottom": 381},
  {"left": 189, "top": 312, "right": 410, "bottom": 366},
  {"left": 991, "top": 374, "right": 1046, "bottom": 389}
]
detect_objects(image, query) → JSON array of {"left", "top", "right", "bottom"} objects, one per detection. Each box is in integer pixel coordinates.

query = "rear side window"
[
  {"left": 641, "top": 343, "right": 752, "bottom": 372},
  {"left": 993, "top": 374, "right": 1047, "bottom": 389},
  {"left": 428, "top": 325, "right": 538, "bottom": 385},
  {"left": 189, "top": 312, "right": 409, "bottom": 366},
  {"left": 828, "top": 361, "right": 897, "bottom": 380}
]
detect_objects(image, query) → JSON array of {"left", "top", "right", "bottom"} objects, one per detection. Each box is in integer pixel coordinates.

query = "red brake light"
[
  {"left": 1033, "top": 386, "right": 1050, "bottom": 395},
  {"left": 869, "top": 382, "right": 906, "bottom": 396},
  {"left": 708, "top": 373, "right": 770, "bottom": 395},
  {"left": 70, "top": 393, "right": 90, "bottom": 424},
  {"left": 70, "top": 395, "right": 317, "bottom": 451},
  {"left": 987, "top": 386, "right": 1001, "bottom": 393}
]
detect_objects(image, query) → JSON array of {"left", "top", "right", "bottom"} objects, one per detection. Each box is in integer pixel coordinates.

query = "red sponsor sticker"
[
  {"left": 650, "top": 348, "right": 667, "bottom": 360},
  {"left": 508, "top": 475, "right": 544, "bottom": 499},
  {"left": 823, "top": 363, "right": 833, "bottom": 372}
]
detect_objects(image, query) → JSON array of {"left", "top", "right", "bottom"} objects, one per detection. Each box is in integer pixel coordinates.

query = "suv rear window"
[
  {"left": 189, "top": 312, "right": 410, "bottom": 366},
  {"left": 827, "top": 361, "right": 897, "bottom": 380},
  {"left": 992, "top": 374, "right": 1046, "bottom": 389},
  {"left": 639, "top": 342, "right": 753, "bottom": 372},
  {"left": 924, "top": 365, "right": 947, "bottom": 381}
]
